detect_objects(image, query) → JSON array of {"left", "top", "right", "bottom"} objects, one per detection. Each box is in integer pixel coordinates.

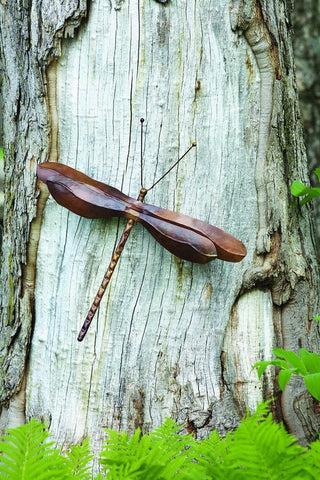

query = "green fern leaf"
[
  {"left": 191, "top": 402, "right": 313, "bottom": 480},
  {"left": 0, "top": 419, "right": 67, "bottom": 480},
  {"left": 100, "top": 418, "right": 195, "bottom": 479},
  {"left": 223, "top": 405, "right": 309, "bottom": 479},
  {"left": 149, "top": 419, "right": 196, "bottom": 478},
  {"left": 190, "top": 429, "right": 232, "bottom": 480},
  {"left": 64, "top": 437, "right": 93, "bottom": 478},
  {"left": 304, "top": 439, "right": 320, "bottom": 475},
  {"left": 100, "top": 428, "right": 141, "bottom": 467},
  {"left": 3, "top": 405, "right": 320, "bottom": 480}
]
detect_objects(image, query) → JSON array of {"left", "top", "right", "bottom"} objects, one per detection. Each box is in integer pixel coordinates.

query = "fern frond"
[
  {"left": 64, "top": 437, "right": 93, "bottom": 479},
  {"left": 304, "top": 438, "right": 320, "bottom": 476},
  {"left": 189, "top": 429, "right": 231, "bottom": 480},
  {"left": 100, "top": 418, "right": 196, "bottom": 479},
  {"left": 93, "top": 474, "right": 105, "bottom": 480},
  {"left": 0, "top": 419, "right": 67, "bottom": 480},
  {"left": 3, "top": 404, "right": 320, "bottom": 480},
  {"left": 149, "top": 418, "right": 195, "bottom": 476},
  {"left": 100, "top": 428, "right": 141, "bottom": 466},
  {"left": 226, "top": 410, "right": 306, "bottom": 479},
  {"left": 100, "top": 428, "right": 149, "bottom": 479},
  {"left": 191, "top": 402, "right": 317, "bottom": 480}
]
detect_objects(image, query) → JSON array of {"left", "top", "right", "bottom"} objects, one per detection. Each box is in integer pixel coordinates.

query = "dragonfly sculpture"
[{"left": 37, "top": 120, "right": 246, "bottom": 341}]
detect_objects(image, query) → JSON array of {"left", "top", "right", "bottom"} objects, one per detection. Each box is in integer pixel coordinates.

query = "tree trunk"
[
  {"left": 293, "top": 0, "right": 320, "bottom": 247},
  {"left": 1, "top": 0, "right": 319, "bottom": 468}
]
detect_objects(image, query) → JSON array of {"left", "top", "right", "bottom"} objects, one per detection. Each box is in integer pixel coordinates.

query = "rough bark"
[
  {"left": 0, "top": 0, "right": 87, "bottom": 426},
  {"left": 292, "top": 0, "right": 320, "bottom": 247},
  {"left": 0, "top": 0, "right": 319, "bottom": 469}
]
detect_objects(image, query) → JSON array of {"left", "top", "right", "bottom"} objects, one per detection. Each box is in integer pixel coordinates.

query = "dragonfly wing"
[
  {"left": 37, "top": 162, "right": 130, "bottom": 202},
  {"left": 37, "top": 162, "right": 131, "bottom": 219},
  {"left": 45, "top": 180, "right": 117, "bottom": 219},
  {"left": 141, "top": 214, "right": 217, "bottom": 263},
  {"left": 130, "top": 203, "right": 246, "bottom": 263},
  {"left": 126, "top": 208, "right": 217, "bottom": 264},
  {"left": 198, "top": 221, "right": 247, "bottom": 262},
  {"left": 37, "top": 162, "right": 246, "bottom": 263}
]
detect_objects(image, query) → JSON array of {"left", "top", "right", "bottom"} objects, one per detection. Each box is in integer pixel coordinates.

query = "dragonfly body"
[{"left": 37, "top": 160, "right": 246, "bottom": 341}]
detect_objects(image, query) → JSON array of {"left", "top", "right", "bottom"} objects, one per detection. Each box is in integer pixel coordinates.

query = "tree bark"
[
  {"left": 0, "top": 0, "right": 319, "bottom": 467},
  {"left": 293, "top": 0, "right": 320, "bottom": 247}
]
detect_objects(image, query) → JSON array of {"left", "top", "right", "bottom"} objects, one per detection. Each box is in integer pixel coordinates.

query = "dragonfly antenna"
[
  {"left": 147, "top": 141, "right": 196, "bottom": 192},
  {"left": 140, "top": 118, "right": 144, "bottom": 188},
  {"left": 138, "top": 118, "right": 196, "bottom": 192}
]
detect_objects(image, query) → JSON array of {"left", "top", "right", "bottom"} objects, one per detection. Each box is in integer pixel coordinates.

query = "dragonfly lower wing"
[
  {"left": 135, "top": 212, "right": 218, "bottom": 264},
  {"left": 131, "top": 202, "right": 246, "bottom": 263}
]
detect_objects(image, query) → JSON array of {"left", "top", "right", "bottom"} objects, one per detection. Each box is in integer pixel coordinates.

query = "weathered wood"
[
  {"left": 0, "top": 0, "right": 86, "bottom": 417},
  {"left": 0, "top": 0, "right": 319, "bottom": 467}
]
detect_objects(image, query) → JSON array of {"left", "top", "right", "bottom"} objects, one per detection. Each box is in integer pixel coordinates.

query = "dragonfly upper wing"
[{"left": 38, "top": 162, "right": 131, "bottom": 219}]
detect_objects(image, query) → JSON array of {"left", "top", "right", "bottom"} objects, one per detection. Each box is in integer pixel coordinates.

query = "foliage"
[
  {"left": 0, "top": 419, "right": 93, "bottom": 480},
  {"left": 188, "top": 401, "right": 316, "bottom": 480},
  {"left": 290, "top": 168, "right": 320, "bottom": 205},
  {"left": 0, "top": 147, "right": 3, "bottom": 160},
  {"left": 64, "top": 438, "right": 94, "bottom": 479},
  {"left": 1, "top": 403, "right": 320, "bottom": 479},
  {"left": 100, "top": 418, "right": 194, "bottom": 479},
  {"left": 252, "top": 348, "right": 320, "bottom": 401},
  {"left": 0, "top": 419, "right": 67, "bottom": 479}
]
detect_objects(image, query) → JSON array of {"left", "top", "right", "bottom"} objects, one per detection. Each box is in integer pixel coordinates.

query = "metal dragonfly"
[{"left": 37, "top": 120, "right": 246, "bottom": 341}]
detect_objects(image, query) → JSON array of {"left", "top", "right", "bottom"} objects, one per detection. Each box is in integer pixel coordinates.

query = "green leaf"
[
  {"left": 305, "top": 436, "right": 320, "bottom": 474},
  {"left": 213, "top": 401, "right": 308, "bottom": 479},
  {"left": 299, "top": 349, "right": 320, "bottom": 374},
  {"left": 251, "top": 361, "right": 272, "bottom": 379},
  {"left": 0, "top": 147, "right": 3, "bottom": 160},
  {"left": 304, "top": 373, "right": 320, "bottom": 401},
  {"left": 2, "top": 404, "right": 320, "bottom": 480},
  {"left": 273, "top": 348, "right": 307, "bottom": 375},
  {"left": 313, "top": 315, "right": 320, "bottom": 322},
  {"left": 290, "top": 180, "right": 310, "bottom": 197},
  {"left": 290, "top": 179, "right": 320, "bottom": 206},
  {"left": 278, "top": 368, "right": 296, "bottom": 391},
  {"left": 270, "top": 358, "right": 291, "bottom": 370},
  {"left": 314, "top": 168, "right": 320, "bottom": 183},
  {"left": 252, "top": 359, "right": 289, "bottom": 379},
  {"left": 300, "top": 188, "right": 320, "bottom": 206}
]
